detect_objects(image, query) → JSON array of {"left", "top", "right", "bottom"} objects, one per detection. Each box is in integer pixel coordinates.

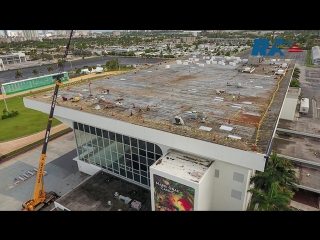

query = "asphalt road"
[{"left": 0, "top": 56, "right": 167, "bottom": 86}]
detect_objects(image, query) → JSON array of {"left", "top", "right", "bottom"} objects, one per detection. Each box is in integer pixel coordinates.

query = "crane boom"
[{"left": 22, "top": 30, "right": 74, "bottom": 211}]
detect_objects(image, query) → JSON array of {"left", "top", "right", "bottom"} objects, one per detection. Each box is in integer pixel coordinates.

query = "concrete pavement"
[
  {"left": 0, "top": 132, "right": 90, "bottom": 211},
  {"left": 0, "top": 123, "right": 70, "bottom": 156}
]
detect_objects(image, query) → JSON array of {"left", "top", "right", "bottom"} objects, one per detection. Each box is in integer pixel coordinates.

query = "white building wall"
[
  {"left": 55, "top": 116, "right": 74, "bottom": 128},
  {"left": 197, "top": 164, "right": 215, "bottom": 210},
  {"left": 54, "top": 202, "right": 70, "bottom": 211},
  {"left": 75, "top": 157, "right": 101, "bottom": 175},
  {"left": 211, "top": 160, "right": 252, "bottom": 210},
  {"left": 23, "top": 98, "right": 266, "bottom": 171}
]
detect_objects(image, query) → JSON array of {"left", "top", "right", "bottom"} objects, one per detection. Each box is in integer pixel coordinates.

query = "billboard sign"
[{"left": 153, "top": 174, "right": 195, "bottom": 211}]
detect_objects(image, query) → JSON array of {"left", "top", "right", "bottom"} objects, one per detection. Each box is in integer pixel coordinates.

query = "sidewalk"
[{"left": 0, "top": 123, "right": 70, "bottom": 156}]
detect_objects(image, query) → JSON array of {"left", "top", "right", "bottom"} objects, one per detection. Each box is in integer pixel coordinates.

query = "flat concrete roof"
[
  {"left": 294, "top": 164, "right": 320, "bottom": 192},
  {"left": 26, "top": 56, "right": 295, "bottom": 154},
  {"left": 273, "top": 134, "right": 320, "bottom": 165},
  {"left": 55, "top": 170, "right": 152, "bottom": 211},
  {"left": 151, "top": 150, "right": 213, "bottom": 183}
]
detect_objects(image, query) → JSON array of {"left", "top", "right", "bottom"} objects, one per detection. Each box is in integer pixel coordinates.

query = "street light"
[{"left": 88, "top": 82, "right": 93, "bottom": 97}]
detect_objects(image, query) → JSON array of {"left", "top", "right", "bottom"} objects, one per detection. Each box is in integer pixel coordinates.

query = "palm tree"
[
  {"left": 268, "top": 152, "right": 299, "bottom": 191},
  {"left": 32, "top": 69, "right": 39, "bottom": 76},
  {"left": 47, "top": 66, "right": 53, "bottom": 73},
  {"left": 248, "top": 182, "right": 294, "bottom": 211},
  {"left": 15, "top": 70, "right": 23, "bottom": 79},
  {"left": 57, "top": 59, "right": 64, "bottom": 72},
  {"left": 249, "top": 170, "right": 275, "bottom": 193},
  {"left": 250, "top": 152, "right": 299, "bottom": 192}
]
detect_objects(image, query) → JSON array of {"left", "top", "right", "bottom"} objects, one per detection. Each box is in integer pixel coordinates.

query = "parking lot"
[{"left": 0, "top": 132, "right": 90, "bottom": 211}]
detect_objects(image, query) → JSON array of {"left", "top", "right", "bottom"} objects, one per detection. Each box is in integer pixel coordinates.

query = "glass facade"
[{"left": 73, "top": 122, "right": 163, "bottom": 188}]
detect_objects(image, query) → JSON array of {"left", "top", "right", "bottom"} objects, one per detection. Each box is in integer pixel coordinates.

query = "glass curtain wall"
[{"left": 73, "top": 122, "right": 163, "bottom": 188}]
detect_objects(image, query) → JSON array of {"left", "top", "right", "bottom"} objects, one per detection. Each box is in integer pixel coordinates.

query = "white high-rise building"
[
  {"left": 3, "top": 30, "right": 9, "bottom": 38},
  {"left": 54, "top": 30, "right": 67, "bottom": 36},
  {"left": 22, "top": 30, "right": 39, "bottom": 40}
]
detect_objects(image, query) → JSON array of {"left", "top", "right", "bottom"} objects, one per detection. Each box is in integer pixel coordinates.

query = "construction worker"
[
  {"left": 232, "top": 95, "right": 235, "bottom": 101},
  {"left": 147, "top": 105, "right": 150, "bottom": 111}
]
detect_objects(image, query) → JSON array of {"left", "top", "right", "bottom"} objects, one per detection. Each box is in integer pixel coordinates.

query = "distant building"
[
  {"left": 180, "top": 36, "right": 196, "bottom": 43},
  {"left": 311, "top": 46, "right": 320, "bottom": 65},
  {"left": 0, "top": 52, "right": 26, "bottom": 66},
  {"left": 113, "top": 31, "right": 121, "bottom": 37},
  {"left": 54, "top": 30, "right": 67, "bottom": 36},
  {"left": 0, "top": 59, "right": 5, "bottom": 71},
  {"left": 0, "top": 38, "right": 12, "bottom": 44},
  {"left": 22, "top": 30, "right": 39, "bottom": 40},
  {"left": 3, "top": 30, "right": 9, "bottom": 38}
]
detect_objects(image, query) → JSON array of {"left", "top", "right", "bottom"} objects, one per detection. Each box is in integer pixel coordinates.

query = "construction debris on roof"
[{"left": 28, "top": 56, "right": 295, "bottom": 154}]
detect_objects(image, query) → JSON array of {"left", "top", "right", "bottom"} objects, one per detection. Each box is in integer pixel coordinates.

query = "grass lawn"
[
  {"left": 306, "top": 50, "right": 313, "bottom": 67},
  {"left": 0, "top": 96, "right": 61, "bottom": 141}
]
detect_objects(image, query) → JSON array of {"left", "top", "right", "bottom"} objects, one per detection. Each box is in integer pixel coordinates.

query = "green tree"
[
  {"left": 269, "top": 152, "right": 299, "bottom": 191},
  {"left": 294, "top": 67, "right": 300, "bottom": 74},
  {"left": 15, "top": 70, "right": 23, "bottom": 79},
  {"left": 47, "top": 66, "right": 53, "bottom": 73},
  {"left": 32, "top": 69, "right": 39, "bottom": 76},
  {"left": 105, "top": 59, "right": 119, "bottom": 71},
  {"left": 250, "top": 152, "right": 299, "bottom": 192},
  {"left": 290, "top": 79, "right": 300, "bottom": 88},
  {"left": 57, "top": 59, "right": 64, "bottom": 71},
  {"left": 248, "top": 182, "right": 294, "bottom": 211},
  {"left": 292, "top": 72, "right": 300, "bottom": 80},
  {"left": 248, "top": 152, "right": 299, "bottom": 211}
]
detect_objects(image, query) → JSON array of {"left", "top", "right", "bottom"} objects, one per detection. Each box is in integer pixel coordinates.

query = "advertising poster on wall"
[{"left": 154, "top": 174, "right": 195, "bottom": 211}]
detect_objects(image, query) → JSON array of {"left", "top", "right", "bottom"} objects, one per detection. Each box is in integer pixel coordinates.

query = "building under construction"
[{"left": 24, "top": 55, "right": 295, "bottom": 210}]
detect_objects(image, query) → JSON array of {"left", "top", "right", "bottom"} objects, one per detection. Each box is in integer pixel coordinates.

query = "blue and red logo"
[{"left": 251, "top": 38, "right": 303, "bottom": 56}]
